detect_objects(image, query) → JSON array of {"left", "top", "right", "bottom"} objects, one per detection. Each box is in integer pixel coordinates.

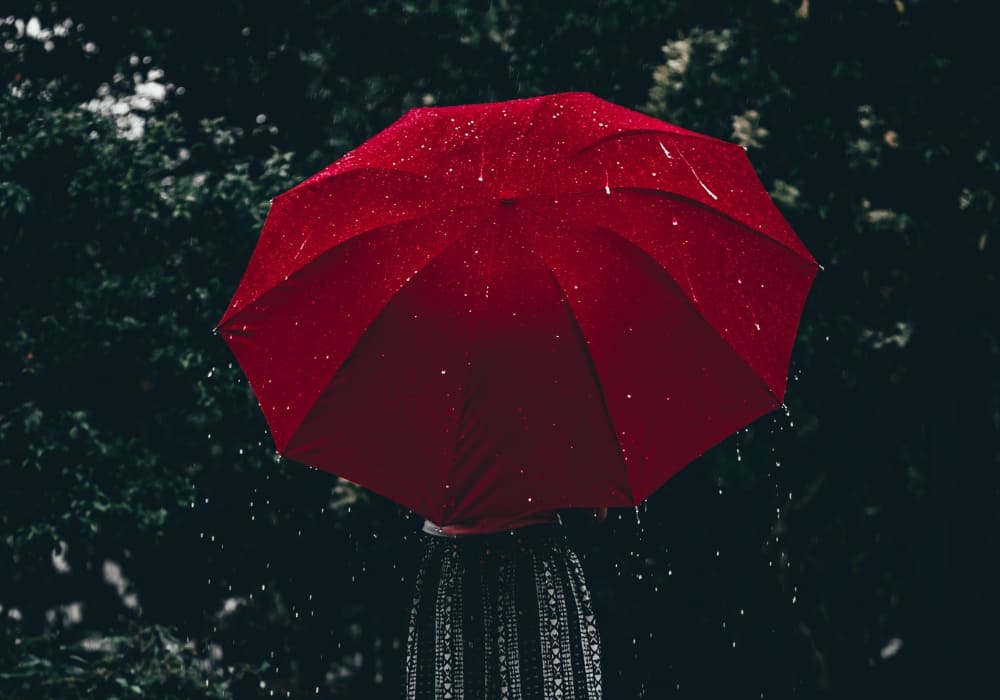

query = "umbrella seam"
[
  {"left": 521, "top": 245, "right": 635, "bottom": 505},
  {"left": 273, "top": 108, "right": 423, "bottom": 201},
  {"left": 495, "top": 96, "right": 550, "bottom": 196},
  {"left": 274, "top": 164, "right": 450, "bottom": 206},
  {"left": 618, "top": 186, "right": 817, "bottom": 265},
  {"left": 280, "top": 204, "right": 489, "bottom": 478},
  {"left": 596, "top": 221, "right": 783, "bottom": 405},
  {"left": 220, "top": 196, "right": 495, "bottom": 328},
  {"left": 518, "top": 203, "right": 782, "bottom": 406},
  {"left": 566, "top": 126, "right": 734, "bottom": 161},
  {"left": 537, "top": 186, "right": 817, "bottom": 266}
]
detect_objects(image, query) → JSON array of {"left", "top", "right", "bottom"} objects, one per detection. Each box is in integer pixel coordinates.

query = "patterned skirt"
[{"left": 405, "top": 524, "right": 603, "bottom": 699}]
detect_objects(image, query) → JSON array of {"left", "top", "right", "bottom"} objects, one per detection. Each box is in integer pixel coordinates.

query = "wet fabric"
[
  {"left": 405, "top": 524, "right": 603, "bottom": 699},
  {"left": 216, "top": 92, "right": 821, "bottom": 528}
]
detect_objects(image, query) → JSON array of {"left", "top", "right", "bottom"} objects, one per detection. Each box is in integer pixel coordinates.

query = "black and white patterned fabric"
[{"left": 406, "top": 524, "right": 603, "bottom": 699}]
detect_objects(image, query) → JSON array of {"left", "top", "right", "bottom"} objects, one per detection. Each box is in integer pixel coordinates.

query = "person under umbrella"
[
  {"left": 405, "top": 505, "right": 608, "bottom": 699},
  {"left": 215, "top": 91, "right": 818, "bottom": 700}
]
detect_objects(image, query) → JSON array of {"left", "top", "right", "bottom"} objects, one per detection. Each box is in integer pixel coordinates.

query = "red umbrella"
[{"left": 215, "top": 92, "right": 819, "bottom": 525}]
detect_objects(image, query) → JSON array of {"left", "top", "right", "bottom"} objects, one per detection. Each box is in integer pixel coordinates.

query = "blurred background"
[{"left": 2, "top": 1, "right": 997, "bottom": 698}]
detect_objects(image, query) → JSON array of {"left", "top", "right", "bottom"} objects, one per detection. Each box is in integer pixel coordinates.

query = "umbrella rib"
[
  {"left": 619, "top": 186, "right": 816, "bottom": 265},
  {"left": 522, "top": 247, "right": 634, "bottom": 504},
  {"left": 281, "top": 205, "right": 490, "bottom": 465},
  {"left": 589, "top": 222, "right": 782, "bottom": 405},
  {"left": 221, "top": 197, "right": 494, "bottom": 327},
  {"left": 518, "top": 201, "right": 782, "bottom": 406},
  {"left": 567, "top": 127, "right": 735, "bottom": 161},
  {"left": 274, "top": 163, "right": 436, "bottom": 205},
  {"left": 496, "top": 96, "right": 550, "bottom": 196},
  {"left": 538, "top": 186, "right": 816, "bottom": 266}
]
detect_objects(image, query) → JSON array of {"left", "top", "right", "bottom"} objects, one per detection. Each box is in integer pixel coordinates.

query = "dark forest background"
[{"left": 2, "top": 1, "right": 998, "bottom": 698}]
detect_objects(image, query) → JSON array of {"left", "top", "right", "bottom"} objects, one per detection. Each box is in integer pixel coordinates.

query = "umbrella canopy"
[{"left": 215, "top": 91, "right": 819, "bottom": 525}]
